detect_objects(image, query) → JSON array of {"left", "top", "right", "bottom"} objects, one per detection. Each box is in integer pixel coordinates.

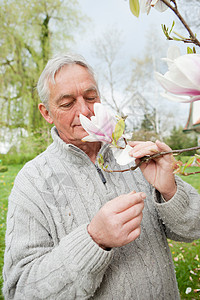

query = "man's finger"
[
  {"left": 155, "top": 140, "right": 172, "bottom": 152},
  {"left": 119, "top": 201, "right": 144, "bottom": 223},
  {"left": 110, "top": 192, "right": 146, "bottom": 214}
]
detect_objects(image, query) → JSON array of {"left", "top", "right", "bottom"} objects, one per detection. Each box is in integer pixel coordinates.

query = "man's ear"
[{"left": 38, "top": 103, "right": 54, "bottom": 124}]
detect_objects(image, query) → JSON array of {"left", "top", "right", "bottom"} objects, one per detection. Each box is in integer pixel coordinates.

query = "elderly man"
[{"left": 3, "top": 54, "right": 200, "bottom": 300}]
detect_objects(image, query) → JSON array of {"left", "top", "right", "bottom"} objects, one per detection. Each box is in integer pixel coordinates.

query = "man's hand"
[
  {"left": 128, "top": 140, "right": 177, "bottom": 201},
  {"left": 87, "top": 191, "right": 145, "bottom": 249}
]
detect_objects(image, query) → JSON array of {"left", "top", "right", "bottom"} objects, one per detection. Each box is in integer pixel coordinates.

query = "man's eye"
[
  {"left": 86, "top": 97, "right": 96, "bottom": 101},
  {"left": 60, "top": 101, "right": 74, "bottom": 108}
]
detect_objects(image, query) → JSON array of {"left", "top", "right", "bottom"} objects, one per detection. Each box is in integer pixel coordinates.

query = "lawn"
[
  {"left": 0, "top": 164, "right": 24, "bottom": 300},
  {"left": 0, "top": 164, "right": 200, "bottom": 299},
  {"left": 169, "top": 239, "right": 200, "bottom": 299},
  {"left": 179, "top": 166, "right": 200, "bottom": 194}
]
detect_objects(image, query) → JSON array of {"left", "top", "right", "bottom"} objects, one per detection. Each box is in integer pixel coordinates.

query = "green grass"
[
  {"left": 0, "top": 164, "right": 23, "bottom": 299},
  {"left": 0, "top": 164, "right": 199, "bottom": 299},
  {"left": 168, "top": 240, "right": 200, "bottom": 299},
  {"left": 170, "top": 168, "right": 200, "bottom": 299},
  {"left": 179, "top": 166, "right": 200, "bottom": 193}
]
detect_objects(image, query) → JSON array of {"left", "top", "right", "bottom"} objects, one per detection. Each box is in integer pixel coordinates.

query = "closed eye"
[
  {"left": 85, "top": 97, "right": 96, "bottom": 101},
  {"left": 60, "top": 100, "right": 75, "bottom": 108}
]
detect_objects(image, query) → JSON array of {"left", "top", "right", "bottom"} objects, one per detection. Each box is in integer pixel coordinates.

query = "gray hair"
[{"left": 37, "top": 53, "right": 97, "bottom": 109}]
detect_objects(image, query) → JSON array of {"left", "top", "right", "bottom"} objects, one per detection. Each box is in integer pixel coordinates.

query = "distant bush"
[
  {"left": 0, "top": 128, "right": 52, "bottom": 165},
  {"left": 0, "top": 153, "right": 36, "bottom": 165},
  {"left": 0, "top": 166, "right": 8, "bottom": 172},
  {"left": 174, "top": 156, "right": 193, "bottom": 164},
  {"left": 164, "top": 126, "right": 198, "bottom": 156},
  {"left": 19, "top": 128, "right": 52, "bottom": 156}
]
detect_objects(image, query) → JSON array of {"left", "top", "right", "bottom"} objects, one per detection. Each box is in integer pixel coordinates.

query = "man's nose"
[{"left": 77, "top": 97, "right": 91, "bottom": 117}]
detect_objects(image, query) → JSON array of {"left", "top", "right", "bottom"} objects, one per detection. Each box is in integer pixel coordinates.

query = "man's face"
[{"left": 46, "top": 64, "right": 100, "bottom": 145}]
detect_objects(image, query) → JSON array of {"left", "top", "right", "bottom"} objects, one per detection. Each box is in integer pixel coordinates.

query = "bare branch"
[
  {"left": 101, "top": 146, "right": 200, "bottom": 173},
  {"left": 161, "top": 0, "right": 200, "bottom": 47}
]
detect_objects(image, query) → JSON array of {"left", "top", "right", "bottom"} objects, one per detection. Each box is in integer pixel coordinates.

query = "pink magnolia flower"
[
  {"left": 155, "top": 46, "right": 200, "bottom": 103},
  {"left": 80, "top": 103, "right": 135, "bottom": 166},
  {"left": 80, "top": 103, "right": 117, "bottom": 143},
  {"left": 140, "top": 0, "right": 169, "bottom": 15}
]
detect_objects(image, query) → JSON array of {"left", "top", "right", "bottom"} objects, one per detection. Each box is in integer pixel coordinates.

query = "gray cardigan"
[{"left": 3, "top": 127, "right": 200, "bottom": 299}]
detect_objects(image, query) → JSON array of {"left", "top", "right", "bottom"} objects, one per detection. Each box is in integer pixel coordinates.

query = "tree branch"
[
  {"left": 100, "top": 146, "right": 200, "bottom": 173},
  {"left": 161, "top": 0, "right": 200, "bottom": 47},
  {"left": 0, "top": 58, "right": 17, "bottom": 73},
  {"left": 181, "top": 171, "right": 200, "bottom": 176}
]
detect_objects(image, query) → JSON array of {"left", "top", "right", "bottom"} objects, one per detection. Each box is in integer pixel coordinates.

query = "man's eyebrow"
[
  {"left": 83, "top": 87, "right": 98, "bottom": 92},
  {"left": 55, "top": 87, "right": 98, "bottom": 104},
  {"left": 83, "top": 87, "right": 99, "bottom": 95}
]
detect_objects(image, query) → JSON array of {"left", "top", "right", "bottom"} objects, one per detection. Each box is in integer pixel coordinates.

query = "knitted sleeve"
[
  {"left": 3, "top": 172, "right": 113, "bottom": 299},
  {"left": 154, "top": 176, "right": 200, "bottom": 242}
]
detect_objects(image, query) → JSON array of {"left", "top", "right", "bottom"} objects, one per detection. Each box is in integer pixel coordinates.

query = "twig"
[
  {"left": 160, "top": 0, "right": 200, "bottom": 47},
  {"left": 101, "top": 146, "right": 200, "bottom": 173},
  {"left": 181, "top": 171, "right": 200, "bottom": 176}
]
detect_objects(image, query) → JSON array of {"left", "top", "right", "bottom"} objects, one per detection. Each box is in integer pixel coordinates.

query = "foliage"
[
  {"left": 168, "top": 239, "right": 200, "bottom": 299},
  {"left": 129, "top": 0, "right": 140, "bottom": 18},
  {"left": 0, "top": 127, "right": 53, "bottom": 165},
  {"left": 0, "top": 164, "right": 24, "bottom": 298},
  {"left": 177, "top": 156, "right": 195, "bottom": 164},
  {"left": 19, "top": 127, "right": 53, "bottom": 155},
  {"left": 0, "top": 153, "right": 34, "bottom": 166},
  {"left": 140, "top": 111, "right": 157, "bottom": 132},
  {"left": 164, "top": 126, "right": 198, "bottom": 156},
  {"left": 0, "top": 166, "right": 8, "bottom": 173},
  {"left": 179, "top": 166, "right": 200, "bottom": 193},
  {"left": 131, "top": 129, "right": 160, "bottom": 142},
  {"left": 112, "top": 118, "right": 125, "bottom": 147},
  {"left": 130, "top": 110, "right": 161, "bottom": 141},
  {"left": 0, "top": 0, "right": 83, "bottom": 143}
]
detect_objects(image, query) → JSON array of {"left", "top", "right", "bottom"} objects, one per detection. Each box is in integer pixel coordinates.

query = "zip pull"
[{"left": 95, "top": 166, "right": 107, "bottom": 184}]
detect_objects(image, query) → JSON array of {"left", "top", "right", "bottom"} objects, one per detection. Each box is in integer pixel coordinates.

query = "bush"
[
  {"left": 0, "top": 166, "right": 8, "bottom": 172},
  {"left": 19, "top": 128, "right": 52, "bottom": 156},
  {"left": 0, "top": 153, "right": 36, "bottom": 165},
  {"left": 175, "top": 156, "right": 193, "bottom": 164},
  {"left": 164, "top": 126, "right": 198, "bottom": 156},
  {"left": 0, "top": 127, "right": 53, "bottom": 165}
]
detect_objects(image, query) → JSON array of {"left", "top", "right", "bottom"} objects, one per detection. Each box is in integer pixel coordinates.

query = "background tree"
[
  {"left": 164, "top": 126, "right": 198, "bottom": 156},
  {"left": 92, "top": 27, "right": 131, "bottom": 114},
  {"left": 91, "top": 25, "right": 185, "bottom": 141},
  {"left": 126, "top": 27, "right": 181, "bottom": 138},
  {"left": 0, "top": 0, "right": 83, "bottom": 152}
]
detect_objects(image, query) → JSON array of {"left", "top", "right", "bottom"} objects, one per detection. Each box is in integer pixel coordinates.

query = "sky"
[
  {"left": 75, "top": 0, "right": 175, "bottom": 62},
  {"left": 73, "top": 0, "right": 190, "bottom": 132}
]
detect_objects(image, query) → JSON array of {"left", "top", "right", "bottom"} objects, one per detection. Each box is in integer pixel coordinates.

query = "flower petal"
[
  {"left": 140, "top": 0, "right": 151, "bottom": 14},
  {"left": 93, "top": 103, "right": 117, "bottom": 137},
  {"left": 112, "top": 145, "right": 136, "bottom": 166},
  {"left": 167, "top": 64, "right": 199, "bottom": 91},
  {"left": 161, "top": 93, "right": 200, "bottom": 103},
  {"left": 81, "top": 135, "right": 101, "bottom": 142},
  {"left": 154, "top": 0, "right": 169, "bottom": 12},
  {"left": 80, "top": 113, "right": 109, "bottom": 139},
  {"left": 155, "top": 71, "right": 200, "bottom": 96},
  {"left": 79, "top": 114, "right": 100, "bottom": 135},
  {"left": 82, "top": 135, "right": 111, "bottom": 143},
  {"left": 79, "top": 104, "right": 117, "bottom": 144},
  {"left": 163, "top": 46, "right": 181, "bottom": 68},
  {"left": 175, "top": 54, "right": 200, "bottom": 89}
]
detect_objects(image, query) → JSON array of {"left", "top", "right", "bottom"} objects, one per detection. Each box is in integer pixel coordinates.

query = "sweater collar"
[{"left": 50, "top": 126, "right": 111, "bottom": 165}]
